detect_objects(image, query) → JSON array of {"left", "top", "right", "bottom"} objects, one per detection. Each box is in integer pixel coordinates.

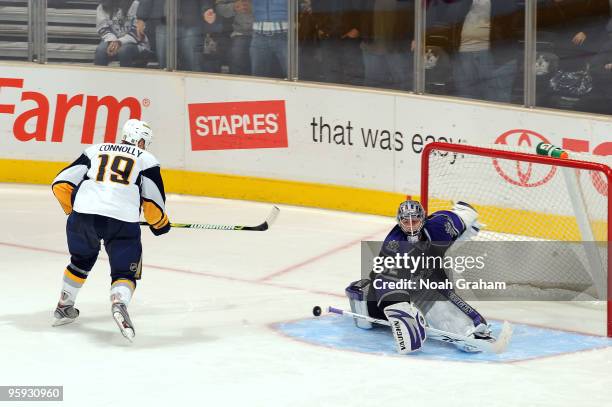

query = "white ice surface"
[{"left": 0, "top": 184, "right": 610, "bottom": 407}]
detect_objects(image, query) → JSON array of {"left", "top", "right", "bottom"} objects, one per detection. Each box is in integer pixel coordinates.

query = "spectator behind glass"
[
  {"left": 251, "top": 0, "right": 289, "bottom": 78},
  {"left": 589, "top": 19, "right": 612, "bottom": 114},
  {"left": 95, "top": 0, "right": 151, "bottom": 67},
  {"left": 176, "top": 0, "right": 222, "bottom": 72},
  {"left": 216, "top": 0, "right": 254, "bottom": 75},
  {"left": 537, "top": 0, "right": 610, "bottom": 111},
  {"left": 538, "top": 0, "right": 609, "bottom": 68},
  {"left": 136, "top": 0, "right": 222, "bottom": 72},
  {"left": 136, "top": 0, "right": 165, "bottom": 67},
  {"left": 298, "top": 0, "right": 319, "bottom": 81},
  {"left": 359, "top": 0, "right": 415, "bottom": 91},
  {"left": 306, "top": 0, "right": 365, "bottom": 86},
  {"left": 435, "top": 0, "right": 522, "bottom": 103}
]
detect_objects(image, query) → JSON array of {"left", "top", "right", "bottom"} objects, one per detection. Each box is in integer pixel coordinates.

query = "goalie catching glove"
[{"left": 450, "top": 201, "right": 481, "bottom": 246}]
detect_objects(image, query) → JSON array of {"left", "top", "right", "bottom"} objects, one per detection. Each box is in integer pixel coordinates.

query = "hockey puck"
[{"left": 312, "top": 306, "right": 322, "bottom": 317}]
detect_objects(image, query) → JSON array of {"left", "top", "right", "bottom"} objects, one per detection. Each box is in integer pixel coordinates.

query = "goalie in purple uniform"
[{"left": 346, "top": 200, "right": 494, "bottom": 354}]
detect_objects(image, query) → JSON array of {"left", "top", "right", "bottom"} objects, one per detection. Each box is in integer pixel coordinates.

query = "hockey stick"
[
  {"left": 326, "top": 306, "right": 513, "bottom": 354},
  {"left": 139, "top": 206, "right": 280, "bottom": 231}
]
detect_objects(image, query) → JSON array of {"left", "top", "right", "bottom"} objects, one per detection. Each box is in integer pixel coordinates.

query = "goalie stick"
[
  {"left": 139, "top": 206, "right": 280, "bottom": 231},
  {"left": 325, "top": 306, "right": 513, "bottom": 354}
]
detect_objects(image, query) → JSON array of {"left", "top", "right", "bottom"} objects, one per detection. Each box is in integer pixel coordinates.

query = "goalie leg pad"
[
  {"left": 424, "top": 298, "right": 493, "bottom": 352},
  {"left": 384, "top": 302, "right": 427, "bottom": 354}
]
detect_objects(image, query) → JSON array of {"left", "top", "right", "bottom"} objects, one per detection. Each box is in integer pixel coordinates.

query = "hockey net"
[{"left": 421, "top": 142, "right": 611, "bottom": 337}]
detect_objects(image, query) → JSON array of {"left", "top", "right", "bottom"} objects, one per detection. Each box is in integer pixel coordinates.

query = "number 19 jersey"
[{"left": 52, "top": 143, "right": 168, "bottom": 227}]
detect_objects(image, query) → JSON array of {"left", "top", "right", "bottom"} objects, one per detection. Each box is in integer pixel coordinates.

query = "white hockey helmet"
[
  {"left": 397, "top": 200, "right": 426, "bottom": 237},
  {"left": 121, "top": 119, "right": 153, "bottom": 149}
]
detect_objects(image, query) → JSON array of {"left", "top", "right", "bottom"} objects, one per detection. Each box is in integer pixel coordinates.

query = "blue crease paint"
[{"left": 274, "top": 316, "right": 612, "bottom": 362}]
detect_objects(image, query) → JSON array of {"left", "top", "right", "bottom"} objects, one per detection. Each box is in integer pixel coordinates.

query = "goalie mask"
[
  {"left": 121, "top": 119, "right": 153, "bottom": 150},
  {"left": 397, "top": 200, "right": 425, "bottom": 237}
]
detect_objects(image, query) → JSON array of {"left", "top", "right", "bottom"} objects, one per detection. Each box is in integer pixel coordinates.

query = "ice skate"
[
  {"left": 52, "top": 303, "right": 80, "bottom": 327},
  {"left": 111, "top": 302, "right": 135, "bottom": 342}
]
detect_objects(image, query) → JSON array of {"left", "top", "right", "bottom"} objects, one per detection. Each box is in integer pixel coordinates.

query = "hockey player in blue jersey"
[{"left": 346, "top": 200, "right": 494, "bottom": 354}]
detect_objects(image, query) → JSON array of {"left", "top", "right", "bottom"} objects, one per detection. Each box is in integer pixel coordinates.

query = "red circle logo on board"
[{"left": 493, "top": 129, "right": 557, "bottom": 187}]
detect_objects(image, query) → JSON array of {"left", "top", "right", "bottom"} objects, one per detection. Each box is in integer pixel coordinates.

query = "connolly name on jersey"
[{"left": 98, "top": 143, "right": 146, "bottom": 158}]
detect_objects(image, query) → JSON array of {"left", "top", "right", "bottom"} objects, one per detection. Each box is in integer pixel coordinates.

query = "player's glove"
[{"left": 150, "top": 222, "right": 171, "bottom": 236}]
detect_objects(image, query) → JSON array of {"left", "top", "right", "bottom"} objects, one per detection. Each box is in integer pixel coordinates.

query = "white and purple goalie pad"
[{"left": 383, "top": 302, "right": 427, "bottom": 354}]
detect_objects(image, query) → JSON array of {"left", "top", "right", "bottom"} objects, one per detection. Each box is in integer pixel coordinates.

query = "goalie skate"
[
  {"left": 52, "top": 303, "right": 80, "bottom": 327},
  {"left": 111, "top": 302, "right": 135, "bottom": 342}
]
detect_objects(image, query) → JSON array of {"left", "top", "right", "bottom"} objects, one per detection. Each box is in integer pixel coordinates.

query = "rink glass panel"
[
  {"left": 297, "top": 0, "right": 411, "bottom": 91},
  {"left": 0, "top": 0, "right": 30, "bottom": 61},
  {"left": 423, "top": 0, "right": 525, "bottom": 105},
  {"left": 5, "top": 0, "right": 612, "bottom": 119},
  {"left": 42, "top": 0, "right": 151, "bottom": 68}
]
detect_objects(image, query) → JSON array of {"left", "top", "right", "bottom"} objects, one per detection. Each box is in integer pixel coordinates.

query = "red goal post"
[{"left": 420, "top": 142, "right": 612, "bottom": 337}]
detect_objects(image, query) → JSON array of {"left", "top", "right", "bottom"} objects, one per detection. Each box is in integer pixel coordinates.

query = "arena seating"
[{"left": 0, "top": 0, "right": 100, "bottom": 63}]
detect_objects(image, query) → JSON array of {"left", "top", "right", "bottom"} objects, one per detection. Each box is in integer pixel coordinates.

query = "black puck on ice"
[{"left": 312, "top": 306, "right": 322, "bottom": 317}]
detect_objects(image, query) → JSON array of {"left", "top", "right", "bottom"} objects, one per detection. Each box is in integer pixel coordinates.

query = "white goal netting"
[{"left": 423, "top": 143, "right": 609, "bottom": 304}]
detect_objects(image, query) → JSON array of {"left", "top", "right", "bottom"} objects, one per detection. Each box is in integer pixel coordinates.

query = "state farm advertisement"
[
  {"left": 0, "top": 64, "right": 185, "bottom": 167},
  {"left": 188, "top": 100, "right": 287, "bottom": 151},
  {"left": 0, "top": 62, "right": 610, "bottom": 204}
]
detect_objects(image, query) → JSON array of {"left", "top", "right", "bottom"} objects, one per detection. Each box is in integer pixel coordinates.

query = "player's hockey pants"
[{"left": 66, "top": 212, "right": 142, "bottom": 286}]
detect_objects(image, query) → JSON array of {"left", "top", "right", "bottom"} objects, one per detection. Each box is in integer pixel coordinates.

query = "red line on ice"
[
  {"left": 0, "top": 241, "right": 344, "bottom": 298},
  {"left": 0, "top": 241, "right": 67, "bottom": 256},
  {"left": 257, "top": 227, "right": 389, "bottom": 282}
]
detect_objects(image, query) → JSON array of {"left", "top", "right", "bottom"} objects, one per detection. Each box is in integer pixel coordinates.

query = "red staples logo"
[{"left": 188, "top": 100, "right": 288, "bottom": 151}]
